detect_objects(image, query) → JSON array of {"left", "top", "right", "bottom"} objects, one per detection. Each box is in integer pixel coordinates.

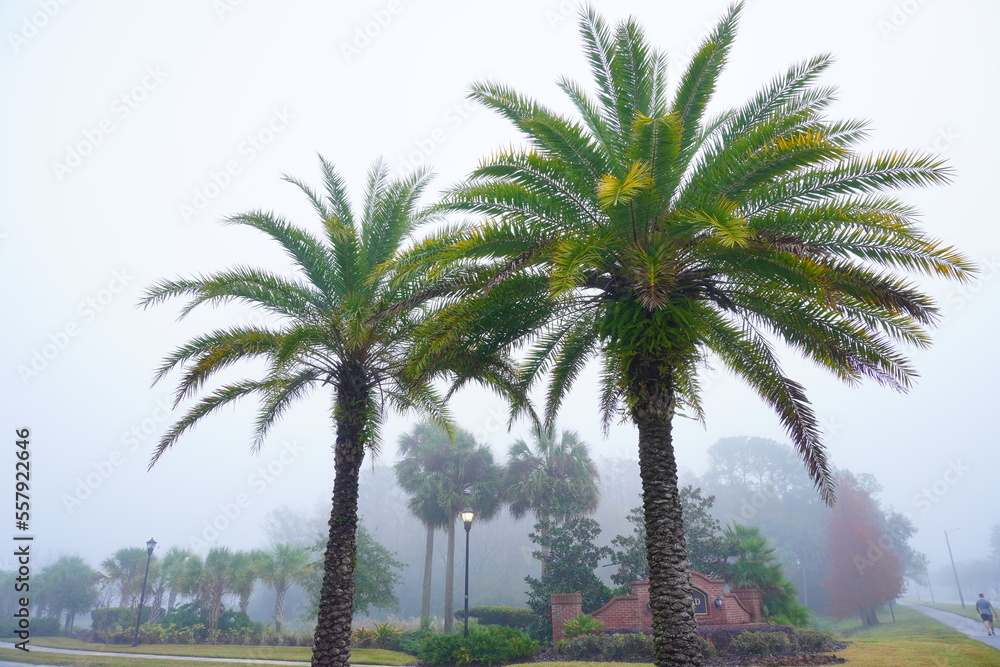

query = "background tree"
[
  {"left": 524, "top": 516, "right": 613, "bottom": 638},
  {"left": 99, "top": 547, "right": 150, "bottom": 609},
  {"left": 143, "top": 158, "right": 468, "bottom": 667},
  {"left": 159, "top": 547, "right": 194, "bottom": 616},
  {"left": 505, "top": 429, "right": 601, "bottom": 571},
  {"left": 256, "top": 543, "right": 312, "bottom": 634},
  {"left": 417, "top": 4, "right": 971, "bottom": 664},
  {"left": 394, "top": 421, "right": 451, "bottom": 626},
  {"left": 433, "top": 426, "right": 504, "bottom": 633},
  {"left": 611, "top": 486, "right": 730, "bottom": 590},
  {"left": 824, "top": 474, "right": 905, "bottom": 626},
  {"left": 35, "top": 556, "right": 99, "bottom": 632},
  {"left": 723, "top": 524, "right": 807, "bottom": 625}
]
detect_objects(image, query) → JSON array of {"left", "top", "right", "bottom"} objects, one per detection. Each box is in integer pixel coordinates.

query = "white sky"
[{"left": 2, "top": 0, "right": 997, "bottom": 592}]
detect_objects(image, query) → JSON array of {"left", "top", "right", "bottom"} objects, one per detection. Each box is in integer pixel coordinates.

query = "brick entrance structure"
[{"left": 551, "top": 572, "right": 763, "bottom": 641}]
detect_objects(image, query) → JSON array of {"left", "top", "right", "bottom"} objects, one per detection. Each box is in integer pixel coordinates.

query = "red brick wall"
[{"left": 551, "top": 573, "right": 762, "bottom": 638}]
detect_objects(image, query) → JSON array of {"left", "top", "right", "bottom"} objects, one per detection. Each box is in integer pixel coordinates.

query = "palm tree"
[
  {"left": 100, "top": 547, "right": 150, "bottom": 609},
  {"left": 418, "top": 5, "right": 973, "bottom": 663},
  {"left": 160, "top": 547, "right": 194, "bottom": 616},
  {"left": 199, "top": 547, "right": 235, "bottom": 643},
  {"left": 256, "top": 543, "right": 313, "bottom": 634},
  {"left": 143, "top": 158, "right": 470, "bottom": 667},
  {"left": 229, "top": 550, "right": 259, "bottom": 616},
  {"left": 432, "top": 426, "right": 503, "bottom": 633},
  {"left": 723, "top": 524, "right": 802, "bottom": 622},
  {"left": 394, "top": 423, "right": 451, "bottom": 628}
]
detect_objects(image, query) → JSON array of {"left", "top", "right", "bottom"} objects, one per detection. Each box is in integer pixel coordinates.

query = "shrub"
[
  {"left": 31, "top": 617, "right": 61, "bottom": 637},
  {"left": 555, "top": 632, "right": 654, "bottom": 661},
  {"left": 562, "top": 614, "right": 603, "bottom": 638},
  {"left": 731, "top": 630, "right": 792, "bottom": 656},
  {"left": 459, "top": 606, "right": 536, "bottom": 630},
  {"left": 418, "top": 625, "right": 538, "bottom": 666},
  {"left": 793, "top": 628, "right": 839, "bottom": 652}
]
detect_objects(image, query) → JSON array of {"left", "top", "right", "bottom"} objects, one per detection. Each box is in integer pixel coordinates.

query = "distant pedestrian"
[{"left": 976, "top": 593, "right": 996, "bottom": 636}]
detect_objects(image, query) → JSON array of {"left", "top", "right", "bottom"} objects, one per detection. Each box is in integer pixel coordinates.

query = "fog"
[{"left": 1, "top": 0, "right": 997, "bottom": 622}]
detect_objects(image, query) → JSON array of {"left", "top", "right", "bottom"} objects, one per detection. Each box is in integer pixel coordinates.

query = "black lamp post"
[
  {"left": 944, "top": 529, "right": 964, "bottom": 608},
  {"left": 131, "top": 538, "right": 156, "bottom": 647},
  {"left": 461, "top": 508, "right": 475, "bottom": 638}
]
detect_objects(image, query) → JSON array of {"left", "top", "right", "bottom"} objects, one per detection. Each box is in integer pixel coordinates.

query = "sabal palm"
[
  {"left": 143, "top": 158, "right": 455, "bottom": 667},
  {"left": 394, "top": 422, "right": 451, "bottom": 626},
  {"left": 256, "top": 543, "right": 313, "bottom": 634},
  {"left": 505, "top": 428, "right": 600, "bottom": 524},
  {"left": 160, "top": 547, "right": 194, "bottom": 615},
  {"left": 100, "top": 547, "right": 150, "bottom": 609},
  {"left": 229, "top": 550, "right": 258, "bottom": 616},
  {"left": 401, "top": 422, "right": 502, "bottom": 633},
  {"left": 421, "top": 5, "right": 972, "bottom": 664}
]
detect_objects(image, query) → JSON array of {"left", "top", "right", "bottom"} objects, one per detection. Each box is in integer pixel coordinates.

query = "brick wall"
[{"left": 551, "top": 572, "right": 763, "bottom": 638}]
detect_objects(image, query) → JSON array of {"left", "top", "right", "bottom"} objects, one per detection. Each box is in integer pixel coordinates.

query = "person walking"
[{"left": 976, "top": 593, "right": 996, "bottom": 636}]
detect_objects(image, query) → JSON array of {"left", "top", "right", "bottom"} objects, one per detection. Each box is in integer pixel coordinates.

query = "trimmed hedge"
[
  {"left": 419, "top": 625, "right": 539, "bottom": 666},
  {"left": 456, "top": 605, "right": 536, "bottom": 630}
]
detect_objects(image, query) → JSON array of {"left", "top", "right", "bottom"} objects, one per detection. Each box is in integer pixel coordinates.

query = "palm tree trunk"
[
  {"left": 421, "top": 523, "right": 434, "bottom": 628},
  {"left": 539, "top": 511, "right": 550, "bottom": 578},
  {"left": 444, "top": 515, "right": 456, "bottom": 633},
  {"left": 275, "top": 582, "right": 288, "bottom": 634},
  {"left": 167, "top": 589, "right": 177, "bottom": 616},
  {"left": 633, "top": 379, "right": 703, "bottom": 667},
  {"left": 312, "top": 376, "right": 368, "bottom": 667}
]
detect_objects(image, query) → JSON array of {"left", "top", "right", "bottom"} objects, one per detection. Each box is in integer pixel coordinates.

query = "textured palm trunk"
[
  {"left": 421, "top": 523, "right": 434, "bottom": 628},
  {"left": 444, "top": 515, "right": 456, "bottom": 633},
  {"left": 274, "top": 582, "right": 288, "bottom": 634},
  {"left": 150, "top": 584, "right": 165, "bottom": 624},
  {"left": 633, "top": 378, "right": 703, "bottom": 667},
  {"left": 312, "top": 374, "right": 368, "bottom": 667}
]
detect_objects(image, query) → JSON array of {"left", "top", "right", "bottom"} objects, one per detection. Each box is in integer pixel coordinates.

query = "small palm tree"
[
  {"left": 394, "top": 423, "right": 451, "bottom": 627},
  {"left": 143, "top": 158, "right": 470, "bottom": 667},
  {"left": 229, "top": 550, "right": 259, "bottom": 616},
  {"left": 100, "top": 547, "right": 150, "bottom": 609},
  {"left": 256, "top": 543, "right": 313, "bottom": 634},
  {"left": 415, "top": 5, "right": 973, "bottom": 664},
  {"left": 160, "top": 547, "right": 194, "bottom": 616}
]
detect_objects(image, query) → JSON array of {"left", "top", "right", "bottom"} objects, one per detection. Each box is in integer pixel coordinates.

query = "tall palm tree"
[
  {"left": 415, "top": 5, "right": 973, "bottom": 664},
  {"left": 197, "top": 547, "right": 234, "bottom": 643},
  {"left": 256, "top": 543, "right": 313, "bottom": 634},
  {"left": 394, "top": 423, "right": 451, "bottom": 627},
  {"left": 505, "top": 429, "right": 600, "bottom": 577},
  {"left": 229, "top": 550, "right": 259, "bottom": 616},
  {"left": 142, "top": 158, "right": 476, "bottom": 667},
  {"left": 160, "top": 547, "right": 194, "bottom": 616},
  {"left": 505, "top": 429, "right": 600, "bottom": 564},
  {"left": 100, "top": 547, "right": 150, "bottom": 609},
  {"left": 432, "top": 426, "right": 503, "bottom": 633}
]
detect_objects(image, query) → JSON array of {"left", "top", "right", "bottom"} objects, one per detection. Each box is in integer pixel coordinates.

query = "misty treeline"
[{"left": 0, "top": 434, "right": 972, "bottom": 637}]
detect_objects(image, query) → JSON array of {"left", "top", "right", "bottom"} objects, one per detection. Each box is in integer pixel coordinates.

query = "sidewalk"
[
  {"left": 0, "top": 641, "right": 316, "bottom": 666},
  {"left": 901, "top": 601, "right": 1000, "bottom": 650}
]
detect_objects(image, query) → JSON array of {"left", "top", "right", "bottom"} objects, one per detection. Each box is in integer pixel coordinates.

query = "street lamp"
[
  {"left": 461, "top": 508, "right": 475, "bottom": 638},
  {"left": 131, "top": 538, "right": 156, "bottom": 647},
  {"left": 944, "top": 529, "right": 964, "bottom": 608}
]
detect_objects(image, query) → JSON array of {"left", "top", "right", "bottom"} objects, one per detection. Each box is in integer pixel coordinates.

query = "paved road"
[{"left": 902, "top": 601, "right": 1000, "bottom": 651}]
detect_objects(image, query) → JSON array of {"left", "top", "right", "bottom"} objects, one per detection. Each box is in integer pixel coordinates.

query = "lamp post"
[
  {"left": 944, "top": 529, "right": 964, "bottom": 608},
  {"left": 131, "top": 538, "right": 156, "bottom": 647},
  {"left": 461, "top": 508, "right": 474, "bottom": 638}
]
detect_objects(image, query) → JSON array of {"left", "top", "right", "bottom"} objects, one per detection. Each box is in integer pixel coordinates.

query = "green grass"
[
  {"left": 832, "top": 605, "right": 999, "bottom": 666},
  {"left": 908, "top": 600, "right": 988, "bottom": 624},
  {"left": 0, "top": 637, "right": 414, "bottom": 666}
]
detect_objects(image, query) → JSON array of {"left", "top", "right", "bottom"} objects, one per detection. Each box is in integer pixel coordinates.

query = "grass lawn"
[
  {"left": 907, "top": 600, "right": 989, "bottom": 624},
  {"left": 0, "top": 637, "right": 413, "bottom": 666}
]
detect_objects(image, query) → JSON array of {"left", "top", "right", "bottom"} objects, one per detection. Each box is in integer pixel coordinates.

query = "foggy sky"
[{"left": 1, "top": 0, "right": 997, "bottom": 590}]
